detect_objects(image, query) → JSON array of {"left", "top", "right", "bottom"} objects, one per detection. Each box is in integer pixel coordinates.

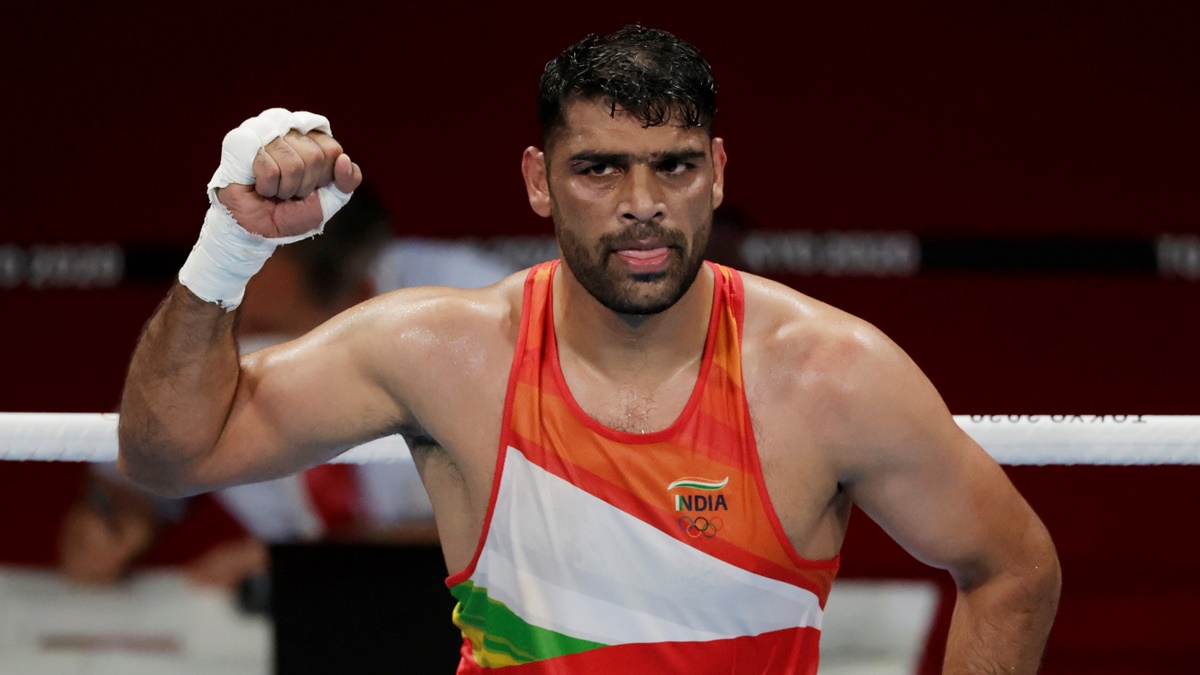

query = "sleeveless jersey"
[{"left": 446, "top": 261, "right": 839, "bottom": 674}]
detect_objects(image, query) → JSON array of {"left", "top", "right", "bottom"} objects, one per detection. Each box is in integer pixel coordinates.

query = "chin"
[
  {"left": 592, "top": 265, "right": 700, "bottom": 316},
  {"left": 556, "top": 223, "right": 708, "bottom": 316},
  {"left": 607, "top": 295, "right": 677, "bottom": 316}
]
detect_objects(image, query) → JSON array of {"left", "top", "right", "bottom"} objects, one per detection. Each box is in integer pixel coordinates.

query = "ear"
[
  {"left": 710, "top": 137, "right": 727, "bottom": 209},
  {"left": 521, "top": 146, "right": 552, "bottom": 218}
]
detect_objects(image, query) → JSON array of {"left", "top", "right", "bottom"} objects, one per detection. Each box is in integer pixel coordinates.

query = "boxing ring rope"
[
  {"left": 0, "top": 413, "right": 409, "bottom": 465},
  {"left": 0, "top": 413, "right": 1197, "bottom": 465}
]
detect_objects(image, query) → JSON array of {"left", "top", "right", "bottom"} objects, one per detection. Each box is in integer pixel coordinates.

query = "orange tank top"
[{"left": 446, "top": 261, "right": 839, "bottom": 674}]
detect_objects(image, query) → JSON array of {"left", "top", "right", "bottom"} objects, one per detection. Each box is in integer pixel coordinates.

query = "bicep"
[
  {"left": 836, "top": 340, "right": 1046, "bottom": 588},
  {"left": 848, "top": 423, "right": 1040, "bottom": 587},
  {"left": 191, "top": 309, "right": 410, "bottom": 490}
]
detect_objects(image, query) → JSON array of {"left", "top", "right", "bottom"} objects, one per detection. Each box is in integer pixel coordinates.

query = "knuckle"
[
  {"left": 253, "top": 152, "right": 279, "bottom": 178},
  {"left": 284, "top": 131, "right": 324, "bottom": 165},
  {"left": 279, "top": 166, "right": 302, "bottom": 190},
  {"left": 267, "top": 136, "right": 293, "bottom": 153},
  {"left": 313, "top": 134, "right": 343, "bottom": 158},
  {"left": 298, "top": 142, "right": 324, "bottom": 167},
  {"left": 274, "top": 151, "right": 302, "bottom": 177}
]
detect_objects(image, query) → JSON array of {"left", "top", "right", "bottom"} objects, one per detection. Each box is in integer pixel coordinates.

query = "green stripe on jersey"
[{"left": 451, "top": 579, "right": 607, "bottom": 667}]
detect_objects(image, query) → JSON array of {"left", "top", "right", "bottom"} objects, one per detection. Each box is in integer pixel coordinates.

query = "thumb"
[{"left": 333, "top": 154, "right": 363, "bottom": 193}]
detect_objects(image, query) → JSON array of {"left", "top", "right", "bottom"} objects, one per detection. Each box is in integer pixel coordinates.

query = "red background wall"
[{"left": 1, "top": 1, "right": 1197, "bottom": 672}]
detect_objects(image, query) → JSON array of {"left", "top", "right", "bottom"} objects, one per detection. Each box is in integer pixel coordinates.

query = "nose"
[{"left": 619, "top": 165, "right": 665, "bottom": 225}]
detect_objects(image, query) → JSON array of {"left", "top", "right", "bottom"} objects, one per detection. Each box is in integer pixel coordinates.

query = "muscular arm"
[
  {"left": 118, "top": 284, "right": 240, "bottom": 494},
  {"left": 119, "top": 283, "right": 404, "bottom": 495},
  {"left": 119, "top": 113, "right": 392, "bottom": 495},
  {"left": 827, "top": 327, "right": 1060, "bottom": 673},
  {"left": 119, "top": 263, "right": 518, "bottom": 498}
]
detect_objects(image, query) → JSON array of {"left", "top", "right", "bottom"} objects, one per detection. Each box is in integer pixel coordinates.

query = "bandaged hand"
[{"left": 179, "top": 108, "right": 363, "bottom": 310}]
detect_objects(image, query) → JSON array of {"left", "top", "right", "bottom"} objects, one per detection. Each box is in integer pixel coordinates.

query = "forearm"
[
  {"left": 943, "top": 558, "right": 1062, "bottom": 674},
  {"left": 117, "top": 108, "right": 359, "bottom": 494},
  {"left": 118, "top": 282, "right": 240, "bottom": 495}
]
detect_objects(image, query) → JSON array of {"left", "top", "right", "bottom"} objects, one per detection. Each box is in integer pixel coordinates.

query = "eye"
[
  {"left": 581, "top": 163, "right": 616, "bottom": 176},
  {"left": 658, "top": 159, "right": 693, "bottom": 175}
]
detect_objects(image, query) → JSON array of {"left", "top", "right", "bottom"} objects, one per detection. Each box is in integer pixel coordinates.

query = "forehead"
[{"left": 549, "top": 98, "right": 710, "bottom": 157}]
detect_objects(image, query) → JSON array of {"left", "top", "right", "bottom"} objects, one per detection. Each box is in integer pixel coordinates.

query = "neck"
[{"left": 552, "top": 262, "right": 715, "bottom": 380}]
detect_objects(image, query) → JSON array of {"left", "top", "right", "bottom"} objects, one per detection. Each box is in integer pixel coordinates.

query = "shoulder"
[
  {"left": 737, "top": 272, "right": 952, "bottom": 469},
  {"left": 298, "top": 270, "right": 530, "bottom": 445},
  {"left": 303, "top": 270, "right": 528, "bottom": 389},
  {"left": 739, "top": 271, "right": 902, "bottom": 398},
  {"left": 352, "top": 269, "right": 527, "bottom": 354}
]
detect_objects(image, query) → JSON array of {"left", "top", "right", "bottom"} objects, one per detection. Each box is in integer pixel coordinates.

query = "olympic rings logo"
[{"left": 678, "top": 515, "right": 723, "bottom": 539}]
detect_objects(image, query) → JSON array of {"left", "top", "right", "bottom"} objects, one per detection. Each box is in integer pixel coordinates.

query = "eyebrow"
[{"left": 568, "top": 148, "right": 708, "bottom": 165}]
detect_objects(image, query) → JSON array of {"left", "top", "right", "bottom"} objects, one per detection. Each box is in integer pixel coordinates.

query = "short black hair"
[{"left": 539, "top": 24, "right": 717, "bottom": 144}]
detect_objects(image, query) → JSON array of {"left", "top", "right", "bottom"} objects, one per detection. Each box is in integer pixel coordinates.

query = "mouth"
[{"left": 611, "top": 241, "right": 673, "bottom": 274}]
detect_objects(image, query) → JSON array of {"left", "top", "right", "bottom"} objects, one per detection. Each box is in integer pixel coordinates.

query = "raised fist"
[{"left": 211, "top": 109, "right": 363, "bottom": 239}]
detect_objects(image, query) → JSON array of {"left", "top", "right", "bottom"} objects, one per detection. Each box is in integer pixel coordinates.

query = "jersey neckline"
[{"left": 545, "top": 260, "right": 723, "bottom": 446}]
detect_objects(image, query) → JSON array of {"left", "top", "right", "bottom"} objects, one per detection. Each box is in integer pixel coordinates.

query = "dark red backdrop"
[{"left": 1, "top": 2, "right": 1197, "bottom": 672}]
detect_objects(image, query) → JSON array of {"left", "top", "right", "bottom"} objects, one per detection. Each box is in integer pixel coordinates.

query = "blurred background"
[{"left": 0, "top": 1, "right": 1196, "bottom": 673}]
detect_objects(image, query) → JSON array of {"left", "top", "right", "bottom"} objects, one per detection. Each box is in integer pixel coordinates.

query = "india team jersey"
[{"left": 446, "top": 261, "right": 839, "bottom": 674}]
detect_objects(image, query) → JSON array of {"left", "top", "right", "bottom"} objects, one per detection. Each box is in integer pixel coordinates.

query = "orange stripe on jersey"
[
  {"left": 449, "top": 260, "right": 838, "bottom": 674},
  {"left": 507, "top": 261, "right": 837, "bottom": 588}
]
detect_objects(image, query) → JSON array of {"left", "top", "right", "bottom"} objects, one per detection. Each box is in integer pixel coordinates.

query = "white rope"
[
  {"left": 0, "top": 413, "right": 1197, "bottom": 465},
  {"left": 956, "top": 415, "right": 1199, "bottom": 465},
  {"left": 0, "top": 413, "right": 411, "bottom": 465}
]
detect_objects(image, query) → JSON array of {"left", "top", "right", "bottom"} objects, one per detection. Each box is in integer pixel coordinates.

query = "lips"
[{"left": 613, "top": 246, "right": 672, "bottom": 272}]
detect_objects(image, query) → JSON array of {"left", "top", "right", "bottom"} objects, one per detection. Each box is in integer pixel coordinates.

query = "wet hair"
[
  {"left": 281, "top": 179, "right": 391, "bottom": 309},
  {"left": 539, "top": 24, "right": 717, "bottom": 144}
]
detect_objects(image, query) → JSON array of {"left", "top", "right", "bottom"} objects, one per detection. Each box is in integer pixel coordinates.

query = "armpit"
[{"left": 398, "top": 422, "right": 440, "bottom": 454}]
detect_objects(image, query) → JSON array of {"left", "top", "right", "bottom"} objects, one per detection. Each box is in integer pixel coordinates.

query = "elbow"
[
  {"left": 1015, "top": 517, "right": 1062, "bottom": 611},
  {"left": 116, "top": 425, "right": 211, "bottom": 499},
  {"left": 116, "top": 451, "right": 176, "bottom": 498},
  {"left": 1005, "top": 533, "right": 1062, "bottom": 641},
  {"left": 959, "top": 521, "right": 1062, "bottom": 617},
  {"left": 1032, "top": 532, "right": 1062, "bottom": 612},
  {"left": 117, "top": 448, "right": 205, "bottom": 499}
]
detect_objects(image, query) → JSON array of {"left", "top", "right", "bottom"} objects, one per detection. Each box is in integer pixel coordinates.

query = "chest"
[
  {"left": 562, "top": 366, "right": 700, "bottom": 435},
  {"left": 417, "top": 322, "right": 845, "bottom": 574}
]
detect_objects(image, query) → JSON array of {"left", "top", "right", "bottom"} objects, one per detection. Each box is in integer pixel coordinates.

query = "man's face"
[{"left": 524, "top": 98, "right": 726, "bottom": 315}]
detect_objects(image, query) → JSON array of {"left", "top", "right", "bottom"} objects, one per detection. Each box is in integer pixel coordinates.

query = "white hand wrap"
[{"left": 178, "top": 108, "right": 355, "bottom": 310}]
